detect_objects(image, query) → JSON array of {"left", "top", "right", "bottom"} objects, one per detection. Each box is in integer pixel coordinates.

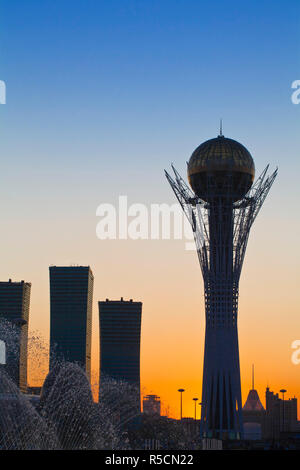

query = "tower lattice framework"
[{"left": 165, "top": 164, "right": 277, "bottom": 439}]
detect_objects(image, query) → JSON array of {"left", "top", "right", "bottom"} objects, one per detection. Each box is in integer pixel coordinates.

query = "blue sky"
[
  {"left": 1, "top": 1, "right": 299, "bottom": 181},
  {"left": 0, "top": 0, "right": 299, "bottom": 245}
]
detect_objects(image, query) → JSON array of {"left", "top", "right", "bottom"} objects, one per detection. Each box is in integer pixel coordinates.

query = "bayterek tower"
[{"left": 165, "top": 128, "right": 277, "bottom": 439}]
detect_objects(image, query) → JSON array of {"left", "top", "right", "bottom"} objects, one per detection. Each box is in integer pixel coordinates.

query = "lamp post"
[
  {"left": 280, "top": 389, "right": 287, "bottom": 433},
  {"left": 178, "top": 389, "right": 185, "bottom": 420},
  {"left": 199, "top": 402, "right": 202, "bottom": 423},
  {"left": 192, "top": 398, "right": 198, "bottom": 420}
]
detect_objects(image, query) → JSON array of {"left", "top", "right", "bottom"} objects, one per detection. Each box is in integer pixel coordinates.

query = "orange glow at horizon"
[{"left": 27, "top": 231, "right": 300, "bottom": 420}]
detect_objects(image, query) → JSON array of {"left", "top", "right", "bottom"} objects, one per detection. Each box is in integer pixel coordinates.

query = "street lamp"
[
  {"left": 199, "top": 402, "right": 202, "bottom": 422},
  {"left": 178, "top": 389, "right": 185, "bottom": 420},
  {"left": 192, "top": 398, "right": 198, "bottom": 420},
  {"left": 280, "top": 389, "right": 287, "bottom": 433}
]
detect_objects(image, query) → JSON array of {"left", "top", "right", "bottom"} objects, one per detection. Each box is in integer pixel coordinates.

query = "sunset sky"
[{"left": 0, "top": 0, "right": 299, "bottom": 418}]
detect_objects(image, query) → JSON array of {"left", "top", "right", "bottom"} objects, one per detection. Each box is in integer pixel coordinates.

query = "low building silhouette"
[
  {"left": 143, "top": 395, "right": 161, "bottom": 416},
  {"left": 243, "top": 388, "right": 265, "bottom": 440},
  {"left": 264, "top": 387, "right": 298, "bottom": 440}
]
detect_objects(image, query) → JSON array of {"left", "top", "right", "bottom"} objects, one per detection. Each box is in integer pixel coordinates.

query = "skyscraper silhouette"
[
  {"left": 49, "top": 266, "right": 93, "bottom": 380},
  {"left": 98, "top": 298, "right": 142, "bottom": 409},
  {"left": 0, "top": 279, "right": 31, "bottom": 392}
]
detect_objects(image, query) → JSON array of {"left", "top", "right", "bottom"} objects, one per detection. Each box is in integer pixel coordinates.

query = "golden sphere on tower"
[{"left": 187, "top": 134, "right": 255, "bottom": 202}]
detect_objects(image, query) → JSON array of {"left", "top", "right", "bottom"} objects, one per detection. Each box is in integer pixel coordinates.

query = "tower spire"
[
  {"left": 219, "top": 118, "right": 223, "bottom": 137},
  {"left": 252, "top": 364, "right": 255, "bottom": 390}
]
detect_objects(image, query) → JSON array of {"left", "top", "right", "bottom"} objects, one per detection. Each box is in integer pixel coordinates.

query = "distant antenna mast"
[
  {"left": 252, "top": 364, "right": 255, "bottom": 390},
  {"left": 219, "top": 118, "right": 223, "bottom": 136}
]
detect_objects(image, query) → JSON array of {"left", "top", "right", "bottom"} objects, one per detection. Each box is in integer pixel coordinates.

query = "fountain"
[
  {"left": 0, "top": 369, "right": 57, "bottom": 449},
  {"left": 0, "top": 318, "right": 142, "bottom": 450},
  {"left": 0, "top": 319, "right": 199, "bottom": 449}
]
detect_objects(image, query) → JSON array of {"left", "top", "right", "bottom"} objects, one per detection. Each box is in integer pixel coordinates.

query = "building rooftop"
[
  {"left": 100, "top": 297, "right": 142, "bottom": 304},
  {"left": 243, "top": 389, "right": 265, "bottom": 412}
]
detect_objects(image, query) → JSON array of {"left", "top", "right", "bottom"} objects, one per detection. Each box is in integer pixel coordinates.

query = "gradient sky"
[{"left": 0, "top": 0, "right": 300, "bottom": 418}]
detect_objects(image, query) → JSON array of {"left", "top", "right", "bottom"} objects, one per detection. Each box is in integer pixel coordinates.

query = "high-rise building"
[
  {"left": 264, "top": 388, "right": 298, "bottom": 439},
  {"left": 0, "top": 279, "right": 31, "bottom": 392},
  {"left": 143, "top": 395, "right": 161, "bottom": 416},
  {"left": 166, "top": 129, "right": 277, "bottom": 439},
  {"left": 49, "top": 266, "right": 93, "bottom": 380},
  {"left": 98, "top": 298, "right": 142, "bottom": 408}
]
